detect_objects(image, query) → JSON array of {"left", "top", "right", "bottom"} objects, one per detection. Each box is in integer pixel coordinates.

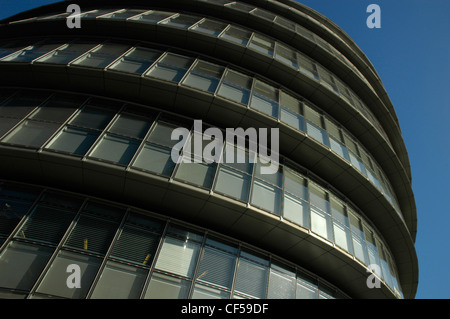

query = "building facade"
[{"left": 0, "top": 0, "right": 418, "bottom": 299}]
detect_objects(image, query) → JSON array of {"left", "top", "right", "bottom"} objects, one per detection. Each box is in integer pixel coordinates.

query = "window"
[
  {"left": 248, "top": 34, "right": 275, "bottom": 56},
  {"left": 190, "top": 19, "right": 227, "bottom": 36},
  {"left": 251, "top": 179, "right": 281, "bottom": 215},
  {"left": 251, "top": 8, "right": 276, "bottom": 22},
  {"left": 0, "top": 39, "right": 34, "bottom": 59},
  {"left": 108, "top": 113, "right": 152, "bottom": 139},
  {"left": 217, "top": 70, "right": 252, "bottom": 105},
  {"left": 132, "top": 144, "right": 176, "bottom": 176},
  {"left": 283, "top": 168, "right": 309, "bottom": 227},
  {"left": 145, "top": 53, "right": 194, "bottom": 82},
  {"left": 214, "top": 166, "right": 251, "bottom": 201},
  {"left": 129, "top": 11, "right": 175, "bottom": 24},
  {"left": 35, "top": 41, "right": 98, "bottom": 65},
  {"left": 155, "top": 228, "right": 202, "bottom": 278},
  {"left": 147, "top": 121, "right": 187, "bottom": 148},
  {"left": 72, "top": 42, "right": 130, "bottom": 69},
  {"left": 349, "top": 211, "right": 369, "bottom": 265},
  {"left": 108, "top": 47, "right": 162, "bottom": 74},
  {"left": 274, "top": 16, "right": 296, "bottom": 31},
  {"left": 0, "top": 241, "right": 53, "bottom": 291},
  {"left": 280, "top": 93, "right": 305, "bottom": 131},
  {"left": 296, "top": 277, "right": 318, "bottom": 299},
  {"left": 275, "top": 44, "right": 298, "bottom": 69},
  {"left": 195, "top": 238, "right": 237, "bottom": 289},
  {"left": 250, "top": 80, "right": 279, "bottom": 118},
  {"left": 317, "top": 65, "right": 339, "bottom": 93},
  {"left": 225, "top": 2, "right": 254, "bottom": 13},
  {"left": 1, "top": 120, "right": 61, "bottom": 148},
  {"left": 88, "top": 134, "right": 140, "bottom": 165},
  {"left": 220, "top": 26, "right": 252, "bottom": 46},
  {"left": 191, "top": 284, "right": 230, "bottom": 299},
  {"left": 159, "top": 14, "right": 201, "bottom": 29},
  {"left": 331, "top": 198, "right": 352, "bottom": 254},
  {"left": 297, "top": 53, "right": 319, "bottom": 80},
  {"left": 90, "top": 261, "right": 148, "bottom": 299},
  {"left": 46, "top": 127, "right": 100, "bottom": 155},
  {"left": 234, "top": 251, "right": 268, "bottom": 299},
  {"left": 267, "top": 264, "right": 296, "bottom": 299},
  {"left": 182, "top": 60, "right": 224, "bottom": 93},
  {"left": 306, "top": 108, "right": 329, "bottom": 146},
  {"left": 98, "top": 9, "right": 147, "bottom": 20},
  {"left": 35, "top": 250, "right": 102, "bottom": 299},
  {"left": 175, "top": 159, "right": 217, "bottom": 188},
  {"left": 0, "top": 40, "right": 63, "bottom": 63},
  {"left": 144, "top": 272, "right": 191, "bottom": 299}
]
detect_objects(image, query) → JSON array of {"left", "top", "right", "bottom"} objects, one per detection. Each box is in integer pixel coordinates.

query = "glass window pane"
[
  {"left": 0, "top": 117, "right": 20, "bottom": 137},
  {"left": 35, "top": 42, "right": 98, "bottom": 65},
  {"left": 175, "top": 161, "right": 217, "bottom": 188},
  {"left": 296, "top": 278, "right": 318, "bottom": 299},
  {"left": 69, "top": 106, "right": 115, "bottom": 130},
  {"left": 250, "top": 81, "right": 279, "bottom": 117},
  {"left": 329, "top": 136, "right": 350, "bottom": 161},
  {"left": 36, "top": 250, "right": 102, "bottom": 299},
  {"left": 220, "top": 26, "right": 252, "bottom": 46},
  {"left": 0, "top": 40, "right": 34, "bottom": 59},
  {"left": 251, "top": 179, "right": 281, "bottom": 215},
  {"left": 234, "top": 255, "right": 268, "bottom": 299},
  {"left": 129, "top": 11, "right": 175, "bottom": 23},
  {"left": 284, "top": 168, "right": 308, "bottom": 200},
  {"left": 46, "top": 126, "right": 99, "bottom": 155},
  {"left": 309, "top": 183, "right": 329, "bottom": 212},
  {"left": 1, "top": 120, "right": 60, "bottom": 148},
  {"left": 0, "top": 241, "right": 54, "bottom": 291},
  {"left": 191, "top": 19, "right": 227, "bottom": 36},
  {"left": 311, "top": 206, "right": 333, "bottom": 241},
  {"left": 0, "top": 90, "right": 50, "bottom": 118},
  {"left": 297, "top": 53, "right": 319, "bottom": 80},
  {"left": 98, "top": 9, "right": 147, "bottom": 20},
  {"left": 217, "top": 70, "right": 252, "bottom": 105},
  {"left": 144, "top": 272, "right": 191, "bottom": 299},
  {"left": 248, "top": 34, "right": 275, "bottom": 56},
  {"left": 159, "top": 14, "right": 201, "bottom": 29},
  {"left": 155, "top": 236, "right": 201, "bottom": 278},
  {"left": 29, "top": 95, "right": 81, "bottom": 123},
  {"left": 72, "top": 43, "right": 130, "bottom": 69},
  {"left": 268, "top": 267, "right": 296, "bottom": 299},
  {"left": 192, "top": 284, "right": 230, "bottom": 299},
  {"left": 214, "top": 166, "right": 251, "bottom": 201},
  {"left": 0, "top": 41, "right": 63, "bottom": 62},
  {"left": 307, "top": 121, "right": 329, "bottom": 146},
  {"left": 108, "top": 113, "right": 152, "bottom": 139},
  {"left": 89, "top": 134, "right": 140, "bottom": 165},
  {"left": 283, "top": 194, "right": 309, "bottom": 228},
  {"left": 147, "top": 121, "right": 187, "bottom": 148},
  {"left": 108, "top": 47, "right": 162, "bottom": 74},
  {"left": 280, "top": 91, "right": 301, "bottom": 114},
  {"left": 333, "top": 222, "right": 353, "bottom": 254},
  {"left": 252, "top": 8, "right": 276, "bottom": 22},
  {"left": 280, "top": 108, "right": 305, "bottom": 131},
  {"left": 145, "top": 53, "right": 194, "bottom": 82},
  {"left": 79, "top": 9, "right": 122, "bottom": 19},
  {"left": 275, "top": 44, "right": 298, "bottom": 68},
  {"left": 222, "top": 144, "right": 254, "bottom": 174},
  {"left": 90, "top": 261, "right": 148, "bottom": 299},
  {"left": 133, "top": 144, "right": 175, "bottom": 176},
  {"left": 196, "top": 245, "right": 236, "bottom": 289},
  {"left": 182, "top": 60, "right": 224, "bottom": 92}
]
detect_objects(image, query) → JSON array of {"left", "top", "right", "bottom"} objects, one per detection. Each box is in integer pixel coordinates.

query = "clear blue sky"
[{"left": 0, "top": 0, "right": 448, "bottom": 299}]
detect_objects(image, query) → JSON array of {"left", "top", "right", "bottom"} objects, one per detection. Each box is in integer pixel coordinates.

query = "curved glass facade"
[
  {"left": 0, "top": 180, "right": 348, "bottom": 299},
  {"left": 0, "top": 89, "right": 402, "bottom": 296},
  {"left": 0, "top": 40, "right": 402, "bottom": 217},
  {"left": 0, "top": 0, "right": 418, "bottom": 300}
]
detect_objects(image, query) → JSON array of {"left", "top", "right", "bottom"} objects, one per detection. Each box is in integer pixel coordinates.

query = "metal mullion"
[
  {"left": 81, "top": 103, "right": 126, "bottom": 161},
  {"left": 246, "top": 77, "right": 256, "bottom": 110},
  {"left": 67, "top": 42, "right": 105, "bottom": 66},
  {"left": 95, "top": 8, "right": 125, "bottom": 19},
  {"left": 139, "top": 49, "right": 167, "bottom": 77},
  {"left": 229, "top": 243, "right": 241, "bottom": 298},
  {"left": 126, "top": 112, "right": 162, "bottom": 170},
  {"left": 138, "top": 219, "right": 170, "bottom": 299},
  {"left": 85, "top": 209, "right": 130, "bottom": 299},
  {"left": 209, "top": 138, "right": 226, "bottom": 193},
  {"left": 168, "top": 122, "right": 194, "bottom": 181},
  {"left": 27, "top": 197, "right": 89, "bottom": 297},
  {"left": 157, "top": 12, "right": 179, "bottom": 25},
  {"left": 125, "top": 9, "right": 153, "bottom": 21},
  {"left": 212, "top": 66, "right": 229, "bottom": 96},
  {"left": 30, "top": 42, "right": 72, "bottom": 64},
  {"left": 216, "top": 23, "right": 230, "bottom": 39},
  {"left": 187, "top": 17, "right": 206, "bottom": 31},
  {"left": 246, "top": 140, "right": 258, "bottom": 209},
  {"left": 187, "top": 231, "right": 208, "bottom": 298},
  {"left": 177, "top": 56, "right": 199, "bottom": 85},
  {"left": 102, "top": 44, "right": 137, "bottom": 71}
]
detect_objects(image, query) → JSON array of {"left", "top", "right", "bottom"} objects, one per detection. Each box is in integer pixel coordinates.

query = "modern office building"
[{"left": 0, "top": 0, "right": 418, "bottom": 299}]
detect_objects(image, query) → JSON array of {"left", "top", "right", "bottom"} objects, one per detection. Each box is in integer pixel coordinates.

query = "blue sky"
[{"left": 0, "top": 0, "right": 448, "bottom": 299}]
